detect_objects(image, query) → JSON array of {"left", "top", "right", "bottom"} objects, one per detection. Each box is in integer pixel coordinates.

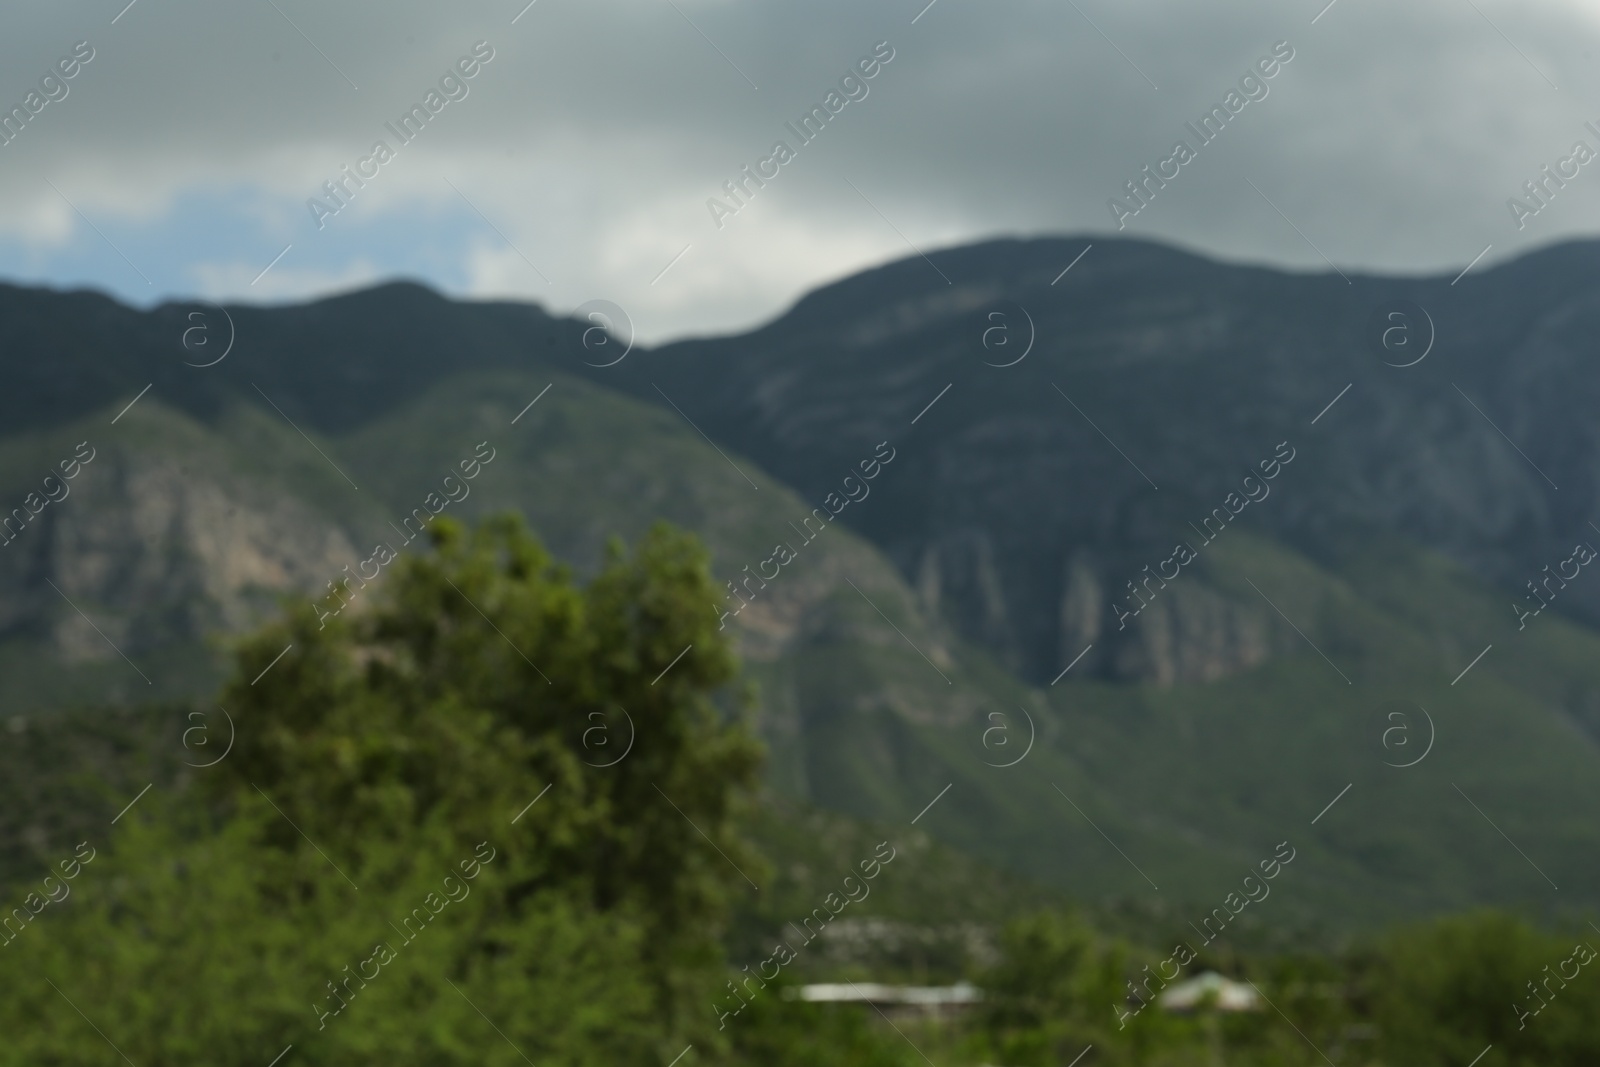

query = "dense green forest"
[{"left": 2, "top": 515, "right": 1597, "bottom": 1066}]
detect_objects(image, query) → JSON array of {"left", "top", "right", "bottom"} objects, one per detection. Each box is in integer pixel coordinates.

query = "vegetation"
[
  {"left": 9, "top": 376, "right": 1600, "bottom": 933},
  {"left": 3, "top": 515, "right": 1599, "bottom": 1065},
  {"left": 0, "top": 515, "right": 763, "bottom": 1064}
]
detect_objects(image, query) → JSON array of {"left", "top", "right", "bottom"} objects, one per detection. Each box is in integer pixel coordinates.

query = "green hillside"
[
  {"left": 797, "top": 524, "right": 1600, "bottom": 933},
  {"left": 2, "top": 365, "right": 1600, "bottom": 934}
]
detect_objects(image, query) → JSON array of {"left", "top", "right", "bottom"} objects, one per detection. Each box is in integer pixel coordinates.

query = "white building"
[{"left": 1156, "top": 972, "right": 1261, "bottom": 1013}]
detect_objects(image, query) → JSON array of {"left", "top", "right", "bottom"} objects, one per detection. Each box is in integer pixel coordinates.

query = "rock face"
[
  {"left": 914, "top": 531, "right": 1015, "bottom": 663},
  {"left": 1054, "top": 550, "right": 1280, "bottom": 683},
  {"left": 0, "top": 443, "right": 359, "bottom": 661},
  {"left": 1057, "top": 549, "right": 1103, "bottom": 660},
  {"left": 1107, "top": 583, "right": 1277, "bottom": 684}
]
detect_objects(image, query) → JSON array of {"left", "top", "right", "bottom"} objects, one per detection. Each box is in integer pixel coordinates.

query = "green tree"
[
  {"left": 977, "top": 909, "right": 1144, "bottom": 1065},
  {"left": 0, "top": 797, "right": 663, "bottom": 1066},
  {"left": 722, "top": 978, "right": 913, "bottom": 1067},
  {"left": 1373, "top": 910, "right": 1600, "bottom": 1067},
  {"left": 0, "top": 515, "right": 766, "bottom": 1065}
]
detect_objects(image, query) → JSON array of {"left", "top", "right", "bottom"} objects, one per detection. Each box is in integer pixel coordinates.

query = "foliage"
[
  {"left": 720, "top": 978, "right": 914, "bottom": 1067},
  {"left": 0, "top": 801, "right": 662, "bottom": 1066},
  {"left": 1372, "top": 911, "right": 1600, "bottom": 1067},
  {"left": 973, "top": 907, "right": 1600, "bottom": 1067},
  {"left": 0, "top": 515, "right": 764, "bottom": 1065},
  {"left": 217, "top": 514, "right": 766, "bottom": 1037},
  {"left": 7, "top": 515, "right": 1600, "bottom": 1066},
  {"left": 976, "top": 910, "right": 1135, "bottom": 1065}
]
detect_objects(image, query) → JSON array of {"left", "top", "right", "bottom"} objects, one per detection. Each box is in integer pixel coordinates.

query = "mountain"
[
  {"left": 2, "top": 236, "right": 1599, "bottom": 931},
  {"left": 585, "top": 235, "right": 1600, "bottom": 686}
]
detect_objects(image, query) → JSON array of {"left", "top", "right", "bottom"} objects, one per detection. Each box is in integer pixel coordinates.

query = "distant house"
[
  {"left": 786, "top": 982, "right": 982, "bottom": 1018},
  {"left": 1157, "top": 972, "right": 1261, "bottom": 1013}
]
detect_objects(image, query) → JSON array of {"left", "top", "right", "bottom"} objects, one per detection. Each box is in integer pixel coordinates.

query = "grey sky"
[{"left": 0, "top": 0, "right": 1595, "bottom": 340}]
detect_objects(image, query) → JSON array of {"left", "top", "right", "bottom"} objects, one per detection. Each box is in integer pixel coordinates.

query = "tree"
[
  {"left": 0, "top": 515, "right": 766, "bottom": 1065},
  {"left": 1374, "top": 911, "right": 1600, "bottom": 1067},
  {"left": 977, "top": 909, "right": 1142, "bottom": 1065}
]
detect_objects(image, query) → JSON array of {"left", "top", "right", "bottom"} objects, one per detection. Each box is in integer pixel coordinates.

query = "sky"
[{"left": 1, "top": 0, "right": 1599, "bottom": 342}]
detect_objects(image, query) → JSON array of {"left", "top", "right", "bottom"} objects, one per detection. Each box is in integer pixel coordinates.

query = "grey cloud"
[{"left": 0, "top": 0, "right": 1595, "bottom": 339}]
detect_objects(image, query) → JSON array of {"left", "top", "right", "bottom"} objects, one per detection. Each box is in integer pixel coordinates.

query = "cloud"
[{"left": 0, "top": 0, "right": 1597, "bottom": 339}]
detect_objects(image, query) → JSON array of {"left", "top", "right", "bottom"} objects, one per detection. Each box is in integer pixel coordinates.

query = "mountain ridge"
[{"left": 4, "top": 235, "right": 1600, "bottom": 927}]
